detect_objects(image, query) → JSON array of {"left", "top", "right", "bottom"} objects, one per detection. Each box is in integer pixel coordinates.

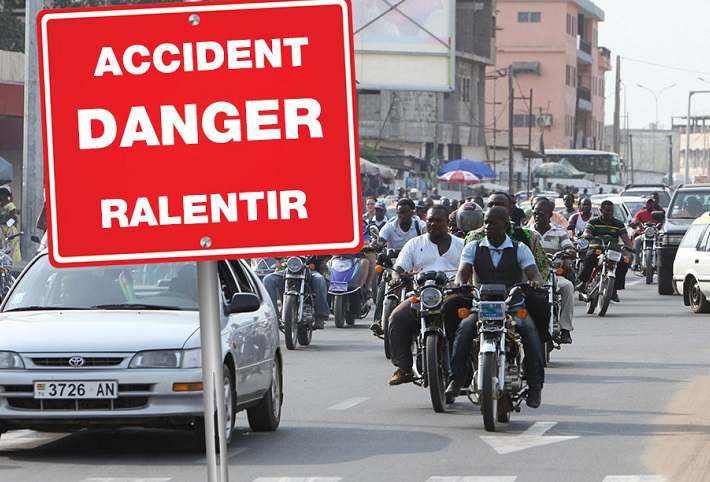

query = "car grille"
[
  {"left": 30, "top": 357, "right": 125, "bottom": 367},
  {"left": 3, "top": 384, "right": 151, "bottom": 411}
]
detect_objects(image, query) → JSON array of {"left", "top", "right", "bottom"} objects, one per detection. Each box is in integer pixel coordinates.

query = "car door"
[
  {"left": 225, "top": 260, "right": 273, "bottom": 404},
  {"left": 693, "top": 224, "right": 710, "bottom": 295},
  {"left": 673, "top": 224, "right": 705, "bottom": 289}
]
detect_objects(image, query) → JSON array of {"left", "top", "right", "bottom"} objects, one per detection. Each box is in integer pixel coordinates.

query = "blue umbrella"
[{"left": 438, "top": 159, "right": 497, "bottom": 178}]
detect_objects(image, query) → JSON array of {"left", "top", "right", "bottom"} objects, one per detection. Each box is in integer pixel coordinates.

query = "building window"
[
  {"left": 518, "top": 12, "right": 541, "bottom": 23},
  {"left": 566, "top": 65, "right": 570, "bottom": 86},
  {"left": 448, "top": 144, "right": 462, "bottom": 161},
  {"left": 458, "top": 76, "right": 471, "bottom": 102},
  {"left": 513, "top": 114, "right": 536, "bottom": 128}
]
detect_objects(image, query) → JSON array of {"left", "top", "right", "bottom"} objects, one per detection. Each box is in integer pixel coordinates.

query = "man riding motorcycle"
[
  {"left": 567, "top": 197, "right": 594, "bottom": 241},
  {"left": 386, "top": 205, "right": 464, "bottom": 385},
  {"left": 528, "top": 199, "right": 576, "bottom": 344},
  {"left": 576, "top": 200, "right": 635, "bottom": 302},
  {"left": 445, "top": 206, "right": 546, "bottom": 408},
  {"left": 629, "top": 196, "right": 662, "bottom": 268},
  {"left": 369, "top": 198, "right": 427, "bottom": 335},
  {"left": 263, "top": 255, "right": 331, "bottom": 329}
]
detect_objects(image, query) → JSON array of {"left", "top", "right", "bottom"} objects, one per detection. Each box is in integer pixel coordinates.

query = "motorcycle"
[
  {"left": 544, "top": 251, "right": 569, "bottom": 365},
  {"left": 281, "top": 256, "right": 317, "bottom": 350},
  {"left": 373, "top": 247, "right": 406, "bottom": 359},
  {"left": 409, "top": 270, "right": 455, "bottom": 413},
  {"left": 459, "top": 283, "right": 543, "bottom": 431},
  {"left": 631, "top": 212, "right": 664, "bottom": 285},
  {"left": 328, "top": 254, "right": 371, "bottom": 328},
  {"left": 581, "top": 239, "right": 631, "bottom": 317}
]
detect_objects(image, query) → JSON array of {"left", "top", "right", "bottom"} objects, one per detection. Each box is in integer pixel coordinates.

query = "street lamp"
[
  {"left": 636, "top": 83, "right": 676, "bottom": 128},
  {"left": 685, "top": 90, "right": 710, "bottom": 184}
]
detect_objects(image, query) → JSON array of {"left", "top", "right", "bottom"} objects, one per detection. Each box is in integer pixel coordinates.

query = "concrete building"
[
  {"left": 603, "top": 125, "right": 679, "bottom": 186},
  {"left": 356, "top": 0, "right": 497, "bottom": 198},
  {"left": 488, "top": 0, "right": 611, "bottom": 153}
]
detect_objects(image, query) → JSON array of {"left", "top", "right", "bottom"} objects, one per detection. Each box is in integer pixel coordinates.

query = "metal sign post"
[{"left": 197, "top": 260, "right": 228, "bottom": 482}]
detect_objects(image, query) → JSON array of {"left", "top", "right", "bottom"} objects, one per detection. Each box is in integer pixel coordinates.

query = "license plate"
[
  {"left": 607, "top": 250, "right": 622, "bottom": 262},
  {"left": 479, "top": 302, "right": 505, "bottom": 320},
  {"left": 330, "top": 281, "right": 348, "bottom": 292},
  {"left": 34, "top": 381, "right": 118, "bottom": 399}
]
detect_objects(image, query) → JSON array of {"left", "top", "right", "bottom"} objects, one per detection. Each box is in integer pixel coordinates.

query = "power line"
[{"left": 622, "top": 56, "right": 710, "bottom": 76}]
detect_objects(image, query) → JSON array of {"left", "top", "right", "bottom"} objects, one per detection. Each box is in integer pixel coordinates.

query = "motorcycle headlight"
[
  {"left": 286, "top": 257, "right": 304, "bottom": 272},
  {"left": 644, "top": 226, "right": 657, "bottom": 237},
  {"left": 577, "top": 239, "right": 589, "bottom": 250},
  {"left": 0, "top": 351, "right": 24, "bottom": 369},
  {"left": 331, "top": 259, "right": 353, "bottom": 272},
  {"left": 420, "top": 287, "right": 443, "bottom": 309},
  {"left": 129, "top": 350, "right": 180, "bottom": 368}
]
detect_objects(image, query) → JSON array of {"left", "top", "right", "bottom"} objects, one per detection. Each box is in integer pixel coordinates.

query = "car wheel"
[
  {"left": 194, "top": 363, "right": 236, "bottom": 452},
  {"left": 689, "top": 278, "right": 710, "bottom": 313},
  {"left": 247, "top": 355, "right": 283, "bottom": 432},
  {"left": 657, "top": 267, "right": 674, "bottom": 295}
]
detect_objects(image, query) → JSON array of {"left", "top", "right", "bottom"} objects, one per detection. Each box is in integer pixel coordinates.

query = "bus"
[{"left": 544, "top": 149, "right": 623, "bottom": 192}]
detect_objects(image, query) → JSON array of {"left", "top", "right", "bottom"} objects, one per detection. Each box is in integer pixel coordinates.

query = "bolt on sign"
[{"left": 38, "top": 0, "right": 360, "bottom": 267}]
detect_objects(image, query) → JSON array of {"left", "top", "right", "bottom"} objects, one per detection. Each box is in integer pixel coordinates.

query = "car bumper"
[{"left": 0, "top": 367, "right": 205, "bottom": 431}]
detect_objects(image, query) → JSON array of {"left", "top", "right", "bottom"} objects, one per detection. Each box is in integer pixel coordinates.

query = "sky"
[{"left": 593, "top": 0, "right": 710, "bottom": 129}]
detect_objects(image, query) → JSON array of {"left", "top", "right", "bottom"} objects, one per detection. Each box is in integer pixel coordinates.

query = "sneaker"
[
  {"left": 370, "top": 322, "right": 384, "bottom": 336},
  {"left": 314, "top": 316, "right": 327, "bottom": 330},
  {"left": 388, "top": 368, "right": 414, "bottom": 386},
  {"left": 559, "top": 329, "right": 572, "bottom": 344},
  {"left": 526, "top": 385, "right": 542, "bottom": 408}
]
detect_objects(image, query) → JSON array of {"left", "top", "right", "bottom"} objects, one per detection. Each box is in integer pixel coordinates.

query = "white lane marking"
[
  {"left": 84, "top": 479, "right": 172, "bottom": 482},
  {"left": 253, "top": 479, "right": 342, "bottom": 482},
  {"left": 327, "top": 397, "right": 369, "bottom": 410},
  {"left": 480, "top": 421, "right": 579, "bottom": 455},
  {"left": 603, "top": 477, "right": 667, "bottom": 482},
  {"left": 427, "top": 477, "right": 517, "bottom": 482}
]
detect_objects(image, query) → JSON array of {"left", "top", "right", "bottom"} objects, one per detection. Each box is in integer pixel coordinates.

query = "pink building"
[{"left": 488, "top": 0, "right": 611, "bottom": 151}]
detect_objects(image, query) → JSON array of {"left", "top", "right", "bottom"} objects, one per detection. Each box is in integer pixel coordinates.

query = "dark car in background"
[
  {"left": 657, "top": 184, "right": 710, "bottom": 294},
  {"left": 619, "top": 184, "right": 672, "bottom": 208}
]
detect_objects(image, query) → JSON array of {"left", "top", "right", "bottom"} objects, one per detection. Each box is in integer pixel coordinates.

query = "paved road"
[{"left": 1, "top": 278, "right": 709, "bottom": 482}]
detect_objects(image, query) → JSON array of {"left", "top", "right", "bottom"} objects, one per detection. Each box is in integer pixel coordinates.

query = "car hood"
[
  {"left": 663, "top": 217, "right": 694, "bottom": 234},
  {"left": 0, "top": 310, "right": 201, "bottom": 352}
]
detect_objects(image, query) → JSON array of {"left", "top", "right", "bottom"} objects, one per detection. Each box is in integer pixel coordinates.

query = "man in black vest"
[{"left": 445, "top": 206, "right": 546, "bottom": 408}]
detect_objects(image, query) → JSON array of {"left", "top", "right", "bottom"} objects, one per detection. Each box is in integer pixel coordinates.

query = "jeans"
[
  {"left": 449, "top": 310, "right": 545, "bottom": 388},
  {"left": 578, "top": 251, "right": 630, "bottom": 291},
  {"left": 263, "top": 270, "right": 330, "bottom": 318}
]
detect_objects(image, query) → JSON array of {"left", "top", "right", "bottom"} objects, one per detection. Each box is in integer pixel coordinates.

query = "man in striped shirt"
[
  {"left": 577, "top": 200, "right": 635, "bottom": 302},
  {"left": 528, "top": 199, "right": 576, "bottom": 344}
]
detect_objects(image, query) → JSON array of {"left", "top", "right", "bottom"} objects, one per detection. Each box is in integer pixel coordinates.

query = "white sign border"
[{"left": 40, "top": 0, "right": 361, "bottom": 265}]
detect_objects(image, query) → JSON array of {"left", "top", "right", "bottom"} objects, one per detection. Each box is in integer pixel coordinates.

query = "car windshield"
[
  {"left": 2, "top": 256, "right": 199, "bottom": 311},
  {"left": 668, "top": 191, "right": 710, "bottom": 219},
  {"left": 624, "top": 201, "right": 647, "bottom": 218},
  {"left": 621, "top": 190, "right": 670, "bottom": 207}
]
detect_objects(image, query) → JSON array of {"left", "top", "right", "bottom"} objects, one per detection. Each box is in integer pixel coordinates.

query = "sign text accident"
[{"left": 38, "top": 1, "right": 360, "bottom": 266}]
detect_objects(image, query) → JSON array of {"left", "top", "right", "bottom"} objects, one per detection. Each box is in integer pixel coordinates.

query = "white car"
[
  {"left": 0, "top": 254, "right": 283, "bottom": 449},
  {"left": 673, "top": 212, "right": 710, "bottom": 312}
]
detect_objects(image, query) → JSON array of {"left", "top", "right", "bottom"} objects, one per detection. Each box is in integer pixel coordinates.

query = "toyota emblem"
[{"left": 68, "top": 356, "right": 85, "bottom": 367}]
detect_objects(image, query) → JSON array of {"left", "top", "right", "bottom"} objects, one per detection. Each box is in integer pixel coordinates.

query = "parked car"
[
  {"left": 673, "top": 212, "right": 710, "bottom": 312},
  {"left": 619, "top": 183, "right": 672, "bottom": 208},
  {"left": 657, "top": 184, "right": 710, "bottom": 294},
  {"left": 0, "top": 254, "right": 283, "bottom": 450}
]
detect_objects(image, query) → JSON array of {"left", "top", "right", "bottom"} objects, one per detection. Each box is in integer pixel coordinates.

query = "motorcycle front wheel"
[
  {"left": 333, "top": 296, "right": 345, "bottom": 328},
  {"left": 481, "top": 352, "right": 499, "bottom": 432},
  {"left": 425, "top": 334, "right": 448, "bottom": 413},
  {"left": 645, "top": 251, "right": 654, "bottom": 284},
  {"left": 282, "top": 294, "right": 299, "bottom": 350},
  {"left": 597, "top": 276, "right": 614, "bottom": 317}
]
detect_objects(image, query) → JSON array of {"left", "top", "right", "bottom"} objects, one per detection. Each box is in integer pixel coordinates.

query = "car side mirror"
[
  {"left": 651, "top": 211, "right": 665, "bottom": 222},
  {"left": 228, "top": 293, "right": 261, "bottom": 314}
]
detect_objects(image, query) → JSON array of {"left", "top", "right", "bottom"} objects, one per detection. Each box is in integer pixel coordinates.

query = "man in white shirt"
[{"left": 387, "top": 205, "right": 464, "bottom": 385}]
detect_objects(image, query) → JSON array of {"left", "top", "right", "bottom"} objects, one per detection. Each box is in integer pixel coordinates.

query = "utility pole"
[
  {"left": 613, "top": 55, "right": 621, "bottom": 154},
  {"left": 628, "top": 134, "right": 634, "bottom": 183},
  {"left": 508, "top": 66, "right": 514, "bottom": 193},
  {"left": 668, "top": 135, "right": 673, "bottom": 185}
]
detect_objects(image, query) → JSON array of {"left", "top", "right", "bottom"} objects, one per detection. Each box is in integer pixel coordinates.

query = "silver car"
[{"left": 0, "top": 254, "right": 282, "bottom": 449}]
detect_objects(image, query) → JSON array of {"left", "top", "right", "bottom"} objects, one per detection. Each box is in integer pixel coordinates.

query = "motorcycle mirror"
[
  {"left": 368, "top": 225, "right": 380, "bottom": 237},
  {"left": 651, "top": 211, "right": 665, "bottom": 222}
]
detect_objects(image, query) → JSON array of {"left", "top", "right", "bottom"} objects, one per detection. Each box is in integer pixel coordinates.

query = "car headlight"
[
  {"left": 129, "top": 350, "right": 181, "bottom": 368},
  {"left": 0, "top": 351, "right": 24, "bottom": 369},
  {"left": 181, "top": 348, "right": 202, "bottom": 368},
  {"left": 286, "top": 257, "right": 304, "bottom": 272},
  {"left": 420, "top": 287, "right": 443, "bottom": 309}
]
